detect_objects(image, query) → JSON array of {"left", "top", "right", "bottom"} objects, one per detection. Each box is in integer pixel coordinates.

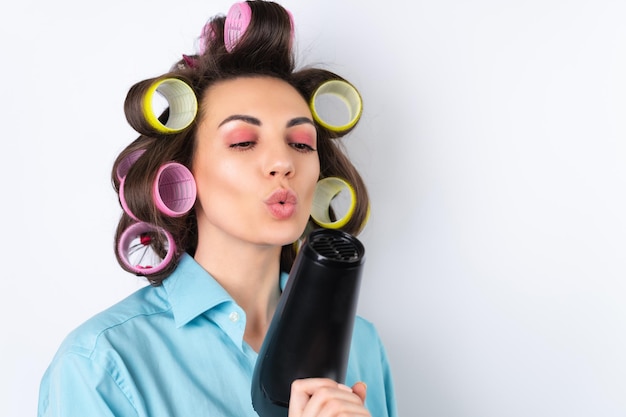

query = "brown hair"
[{"left": 112, "top": 0, "right": 369, "bottom": 286}]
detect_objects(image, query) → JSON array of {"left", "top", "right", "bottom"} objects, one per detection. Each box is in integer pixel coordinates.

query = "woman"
[{"left": 38, "top": 2, "right": 397, "bottom": 416}]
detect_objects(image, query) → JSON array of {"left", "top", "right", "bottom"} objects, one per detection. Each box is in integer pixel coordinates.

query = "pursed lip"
[
  {"left": 264, "top": 188, "right": 297, "bottom": 205},
  {"left": 264, "top": 188, "right": 298, "bottom": 219}
]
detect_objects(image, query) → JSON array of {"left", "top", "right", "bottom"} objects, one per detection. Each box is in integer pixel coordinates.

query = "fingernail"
[{"left": 338, "top": 383, "right": 353, "bottom": 392}]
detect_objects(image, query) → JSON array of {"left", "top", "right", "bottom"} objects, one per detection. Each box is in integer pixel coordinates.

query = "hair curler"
[
  {"left": 118, "top": 162, "right": 196, "bottom": 220},
  {"left": 224, "top": 1, "right": 295, "bottom": 53},
  {"left": 311, "top": 176, "right": 357, "bottom": 229},
  {"left": 153, "top": 162, "right": 197, "bottom": 217},
  {"left": 124, "top": 76, "right": 198, "bottom": 137},
  {"left": 224, "top": 2, "right": 253, "bottom": 52},
  {"left": 117, "top": 149, "right": 147, "bottom": 221},
  {"left": 116, "top": 149, "right": 146, "bottom": 182},
  {"left": 251, "top": 228, "right": 365, "bottom": 417},
  {"left": 117, "top": 221, "right": 176, "bottom": 275},
  {"left": 310, "top": 80, "right": 363, "bottom": 133}
]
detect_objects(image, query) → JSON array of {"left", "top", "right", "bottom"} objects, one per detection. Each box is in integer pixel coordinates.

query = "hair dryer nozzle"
[{"left": 251, "top": 228, "right": 365, "bottom": 417}]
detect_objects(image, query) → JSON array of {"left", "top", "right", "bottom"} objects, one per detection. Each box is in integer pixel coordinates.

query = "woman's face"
[{"left": 192, "top": 76, "right": 320, "bottom": 248}]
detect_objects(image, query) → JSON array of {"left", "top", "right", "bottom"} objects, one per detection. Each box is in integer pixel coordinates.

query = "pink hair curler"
[
  {"left": 153, "top": 162, "right": 197, "bottom": 217},
  {"left": 119, "top": 179, "right": 139, "bottom": 221},
  {"left": 117, "top": 149, "right": 146, "bottom": 220},
  {"left": 197, "top": 19, "right": 217, "bottom": 55},
  {"left": 116, "top": 149, "right": 146, "bottom": 182},
  {"left": 224, "top": 2, "right": 294, "bottom": 53},
  {"left": 224, "top": 2, "right": 253, "bottom": 52},
  {"left": 286, "top": 9, "right": 295, "bottom": 43},
  {"left": 118, "top": 221, "right": 176, "bottom": 275}
]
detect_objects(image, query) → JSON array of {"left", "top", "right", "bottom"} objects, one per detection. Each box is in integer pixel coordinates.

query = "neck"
[{"left": 194, "top": 231, "right": 284, "bottom": 352}]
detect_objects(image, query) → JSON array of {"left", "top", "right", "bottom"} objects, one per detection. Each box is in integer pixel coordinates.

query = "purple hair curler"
[
  {"left": 153, "top": 162, "right": 197, "bottom": 217},
  {"left": 224, "top": 1, "right": 294, "bottom": 53},
  {"left": 117, "top": 221, "right": 176, "bottom": 275}
]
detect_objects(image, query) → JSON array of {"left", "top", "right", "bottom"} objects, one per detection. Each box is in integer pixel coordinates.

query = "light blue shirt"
[{"left": 38, "top": 253, "right": 397, "bottom": 417}]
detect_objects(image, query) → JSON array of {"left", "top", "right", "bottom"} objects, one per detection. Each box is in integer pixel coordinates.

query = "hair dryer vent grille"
[{"left": 309, "top": 232, "right": 360, "bottom": 262}]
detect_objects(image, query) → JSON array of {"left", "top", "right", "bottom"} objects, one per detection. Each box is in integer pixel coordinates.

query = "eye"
[
  {"left": 226, "top": 128, "right": 257, "bottom": 151},
  {"left": 229, "top": 141, "right": 256, "bottom": 150},
  {"left": 288, "top": 130, "right": 317, "bottom": 153},
  {"left": 290, "top": 142, "right": 316, "bottom": 152}
]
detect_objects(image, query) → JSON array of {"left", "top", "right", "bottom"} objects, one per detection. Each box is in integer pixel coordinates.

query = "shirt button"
[{"left": 229, "top": 311, "right": 240, "bottom": 322}]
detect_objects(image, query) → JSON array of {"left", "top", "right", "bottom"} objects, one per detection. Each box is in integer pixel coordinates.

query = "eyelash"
[
  {"left": 290, "top": 142, "right": 316, "bottom": 153},
  {"left": 229, "top": 141, "right": 317, "bottom": 153},
  {"left": 229, "top": 141, "right": 256, "bottom": 151}
]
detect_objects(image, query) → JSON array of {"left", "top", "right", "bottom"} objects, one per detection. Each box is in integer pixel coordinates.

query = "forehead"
[{"left": 200, "top": 76, "right": 310, "bottom": 119}]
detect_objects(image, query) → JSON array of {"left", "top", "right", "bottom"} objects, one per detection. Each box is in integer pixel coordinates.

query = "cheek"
[
  {"left": 300, "top": 161, "right": 321, "bottom": 205},
  {"left": 194, "top": 160, "right": 232, "bottom": 192}
]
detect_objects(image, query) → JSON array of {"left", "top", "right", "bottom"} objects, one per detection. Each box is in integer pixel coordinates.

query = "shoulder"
[
  {"left": 349, "top": 315, "right": 389, "bottom": 366},
  {"left": 39, "top": 285, "right": 174, "bottom": 415},
  {"left": 56, "top": 285, "right": 171, "bottom": 359},
  {"left": 352, "top": 315, "right": 384, "bottom": 345}
]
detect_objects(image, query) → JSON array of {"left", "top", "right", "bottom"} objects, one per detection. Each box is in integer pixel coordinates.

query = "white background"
[{"left": 2, "top": 1, "right": 626, "bottom": 416}]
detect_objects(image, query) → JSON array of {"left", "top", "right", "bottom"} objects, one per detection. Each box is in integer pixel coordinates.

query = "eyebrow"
[
  {"left": 286, "top": 117, "right": 315, "bottom": 128},
  {"left": 218, "top": 114, "right": 315, "bottom": 128}
]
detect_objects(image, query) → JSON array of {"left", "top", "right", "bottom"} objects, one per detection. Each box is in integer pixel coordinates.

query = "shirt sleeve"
[
  {"left": 38, "top": 351, "right": 140, "bottom": 417},
  {"left": 347, "top": 318, "right": 399, "bottom": 417}
]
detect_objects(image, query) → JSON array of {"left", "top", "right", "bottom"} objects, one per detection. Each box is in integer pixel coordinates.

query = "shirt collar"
[
  {"left": 162, "top": 252, "right": 291, "bottom": 328},
  {"left": 280, "top": 269, "right": 289, "bottom": 291},
  {"left": 162, "top": 253, "right": 232, "bottom": 328}
]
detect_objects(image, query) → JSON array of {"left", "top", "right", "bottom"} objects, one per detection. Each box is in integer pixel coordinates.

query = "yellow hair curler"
[
  {"left": 311, "top": 177, "right": 357, "bottom": 229},
  {"left": 310, "top": 80, "right": 362, "bottom": 133},
  {"left": 140, "top": 77, "right": 198, "bottom": 134}
]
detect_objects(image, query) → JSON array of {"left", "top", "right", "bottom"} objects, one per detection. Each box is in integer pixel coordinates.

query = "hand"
[{"left": 289, "top": 378, "right": 371, "bottom": 417}]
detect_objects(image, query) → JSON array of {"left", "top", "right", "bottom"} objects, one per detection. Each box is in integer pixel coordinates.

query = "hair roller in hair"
[
  {"left": 251, "top": 228, "right": 365, "bottom": 417},
  {"left": 118, "top": 179, "right": 139, "bottom": 221},
  {"left": 116, "top": 149, "right": 146, "bottom": 182},
  {"left": 118, "top": 221, "right": 176, "bottom": 275},
  {"left": 310, "top": 80, "right": 363, "bottom": 133},
  {"left": 153, "top": 162, "right": 197, "bottom": 217},
  {"left": 224, "top": 2, "right": 252, "bottom": 52},
  {"left": 125, "top": 76, "right": 198, "bottom": 136},
  {"left": 197, "top": 19, "right": 217, "bottom": 55},
  {"left": 311, "top": 177, "right": 357, "bottom": 229},
  {"left": 116, "top": 149, "right": 147, "bottom": 220},
  {"left": 224, "top": 1, "right": 295, "bottom": 53}
]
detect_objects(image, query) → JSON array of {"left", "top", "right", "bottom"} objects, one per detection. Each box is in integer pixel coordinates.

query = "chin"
[{"left": 261, "top": 222, "right": 307, "bottom": 247}]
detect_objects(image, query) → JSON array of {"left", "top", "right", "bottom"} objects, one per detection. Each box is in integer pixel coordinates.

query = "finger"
[
  {"left": 304, "top": 390, "right": 370, "bottom": 417},
  {"left": 352, "top": 381, "right": 367, "bottom": 403},
  {"left": 289, "top": 378, "right": 338, "bottom": 417},
  {"left": 292, "top": 380, "right": 369, "bottom": 417}
]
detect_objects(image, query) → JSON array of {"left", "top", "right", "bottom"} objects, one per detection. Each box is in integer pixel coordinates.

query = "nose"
[{"left": 266, "top": 143, "right": 294, "bottom": 178}]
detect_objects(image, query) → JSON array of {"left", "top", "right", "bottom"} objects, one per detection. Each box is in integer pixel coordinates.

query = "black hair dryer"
[{"left": 251, "top": 228, "right": 366, "bottom": 417}]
